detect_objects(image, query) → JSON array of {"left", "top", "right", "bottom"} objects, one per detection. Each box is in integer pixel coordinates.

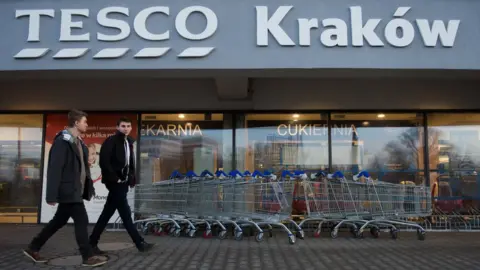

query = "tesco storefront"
[{"left": 0, "top": 0, "right": 479, "bottom": 227}]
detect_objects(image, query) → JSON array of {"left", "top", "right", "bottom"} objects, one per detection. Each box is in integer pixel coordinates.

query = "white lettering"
[
  {"left": 142, "top": 124, "right": 203, "bottom": 136},
  {"left": 298, "top": 124, "right": 308, "bottom": 135},
  {"left": 16, "top": 9, "right": 54, "bottom": 42},
  {"left": 192, "top": 125, "right": 202, "bottom": 136},
  {"left": 298, "top": 18, "right": 318, "bottom": 46},
  {"left": 384, "top": 7, "right": 415, "bottom": 47},
  {"left": 256, "top": 6, "right": 295, "bottom": 46},
  {"left": 60, "top": 9, "right": 90, "bottom": 41},
  {"left": 167, "top": 124, "right": 177, "bottom": 136},
  {"left": 134, "top": 7, "right": 170, "bottom": 41},
  {"left": 277, "top": 124, "right": 287, "bottom": 136},
  {"left": 321, "top": 18, "right": 348, "bottom": 47},
  {"left": 175, "top": 6, "right": 218, "bottom": 40},
  {"left": 97, "top": 7, "right": 130, "bottom": 41},
  {"left": 350, "top": 6, "right": 384, "bottom": 47},
  {"left": 416, "top": 18, "right": 460, "bottom": 47},
  {"left": 156, "top": 125, "right": 166, "bottom": 136}
]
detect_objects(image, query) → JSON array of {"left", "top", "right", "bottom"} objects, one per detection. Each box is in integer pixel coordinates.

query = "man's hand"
[{"left": 48, "top": 202, "right": 57, "bottom": 206}]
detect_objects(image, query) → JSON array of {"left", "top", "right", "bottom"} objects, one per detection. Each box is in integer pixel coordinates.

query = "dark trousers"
[
  {"left": 89, "top": 182, "right": 143, "bottom": 248},
  {"left": 29, "top": 203, "right": 93, "bottom": 260}
]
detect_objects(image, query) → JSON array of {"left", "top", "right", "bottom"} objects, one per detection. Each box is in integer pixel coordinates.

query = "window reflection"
[
  {"left": 330, "top": 113, "right": 425, "bottom": 185},
  {"left": 428, "top": 113, "right": 480, "bottom": 215},
  {"left": 0, "top": 114, "right": 43, "bottom": 223},
  {"left": 139, "top": 114, "right": 232, "bottom": 183},
  {"left": 236, "top": 114, "right": 329, "bottom": 174}
]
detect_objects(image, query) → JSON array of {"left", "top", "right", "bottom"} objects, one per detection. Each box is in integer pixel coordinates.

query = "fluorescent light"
[
  {"left": 377, "top": 114, "right": 385, "bottom": 118},
  {"left": 362, "top": 121, "right": 369, "bottom": 126},
  {"left": 178, "top": 114, "right": 185, "bottom": 119},
  {"left": 293, "top": 114, "right": 299, "bottom": 118}
]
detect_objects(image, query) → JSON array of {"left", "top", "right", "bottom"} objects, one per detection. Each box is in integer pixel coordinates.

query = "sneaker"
[
  {"left": 23, "top": 249, "right": 47, "bottom": 263},
  {"left": 92, "top": 246, "right": 107, "bottom": 256},
  {"left": 82, "top": 256, "right": 107, "bottom": 267},
  {"left": 137, "top": 241, "right": 155, "bottom": 252}
]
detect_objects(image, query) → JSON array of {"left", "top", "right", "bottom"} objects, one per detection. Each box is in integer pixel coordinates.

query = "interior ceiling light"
[
  {"left": 362, "top": 121, "right": 369, "bottom": 126},
  {"left": 293, "top": 114, "right": 300, "bottom": 118},
  {"left": 377, "top": 114, "right": 385, "bottom": 119},
  {"left": 178, "top": 114, "right": 185, "bottom": 119}
]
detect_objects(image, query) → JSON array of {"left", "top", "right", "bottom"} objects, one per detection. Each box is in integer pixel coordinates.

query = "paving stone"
[{"left": 1, "top": 224, "right": 480, "bottom": 269}]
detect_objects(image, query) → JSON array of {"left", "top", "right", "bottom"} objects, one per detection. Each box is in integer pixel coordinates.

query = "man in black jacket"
[
  {"left": 89, "top": 117, "right": 153, "bottom": 254},
  {"left": 23, "top": 110, "right": 107, "bottom": 267}
]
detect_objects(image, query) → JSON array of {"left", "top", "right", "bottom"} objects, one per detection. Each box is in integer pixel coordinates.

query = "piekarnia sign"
[{"left": 14, "top": 5, "right": 460, "bottom": 60}]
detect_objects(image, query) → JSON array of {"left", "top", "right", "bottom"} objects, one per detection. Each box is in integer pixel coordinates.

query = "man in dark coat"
[
  {"left": 23, "top": 109, "right": 107, "bottom": 267},
  {"left": 89, "top": 117, "right": 153, "bottom": 254}
]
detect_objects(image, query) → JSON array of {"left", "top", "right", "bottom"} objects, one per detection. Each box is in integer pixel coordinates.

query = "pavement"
[{"left": 1, "top": 223, "right": 479, "bottom": 270}]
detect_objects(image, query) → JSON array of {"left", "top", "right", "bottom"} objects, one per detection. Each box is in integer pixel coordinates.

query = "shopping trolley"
[
  {"left": 133, "top": 169, "right": 303, "bottom": 244},
  {"left": 353, "top": 178, "right": 431, "bottom": 240},
  {"left": 297, "top": 170, "right": 431, "bottom": 240}
]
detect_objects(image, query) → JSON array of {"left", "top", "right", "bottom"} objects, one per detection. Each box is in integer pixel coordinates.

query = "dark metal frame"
[{"left": 2, "top": 109, "right": 480, "bottom": 224}]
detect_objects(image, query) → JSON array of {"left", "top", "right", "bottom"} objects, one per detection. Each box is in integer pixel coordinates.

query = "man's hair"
[
  {"left": 68, "top": 109, "right": 88, "bottom": 127},
  {"left": 117, "top": 117, "right": 132, "bottom": 126}
]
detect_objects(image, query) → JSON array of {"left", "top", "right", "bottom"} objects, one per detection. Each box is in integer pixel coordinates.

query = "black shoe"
[
  {"left": 23, "top": 249, "right": 47, "bottom": 263},
  {"left": 137, "top": 241, "right": 155, "bottom": 252},
  {"left": 92, "top": 246, "right": 107, "bottom": 256}
]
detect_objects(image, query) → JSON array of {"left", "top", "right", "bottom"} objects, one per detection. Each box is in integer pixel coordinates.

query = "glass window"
[
  {"left": 0, "top": 114, "right": 43, "bottom": 223},
  {"left": 428, "top": 113, "right": 480, "bottom": 211},
  {"left": 330, "top": 113, "right": 425, "bottom": 185},
  {"left": 140, "top": 113, "right": 232, "bottom": 183},
  {"left": 235, "top": 113, "right": 329, "bottom": 174}
]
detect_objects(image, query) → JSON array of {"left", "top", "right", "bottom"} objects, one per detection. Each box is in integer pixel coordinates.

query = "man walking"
[
  {"left": 23, "top": 109, "right": 107, "bottom": 267},
  {"left": 89, "top": 117, "right": 153, "bottom": 254}
]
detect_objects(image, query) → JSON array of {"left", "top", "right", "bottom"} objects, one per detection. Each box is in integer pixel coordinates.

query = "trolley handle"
[
  {"left": 327, "top": 171, "right": 344, "bottom": 179},
  {"left": 215, "top": 169, "right": 228, "bottom": 178},
  {"left": 185, "top": 170, "right": 198, "bottom": 178},
  {"left": 229, "top": 170, "right": 244, "bottom": 178},
  {"left": 169, "top": 170, "right": 184, "bottom": 180},
  {"left": 353, "top": 170, "right": 370, "bottom": 181},
  {"left": 252, "top": 170, "right": 264, "bottom": 178},
  {"left": 200, "top": 170, "right": 214, "bottom": 178}
]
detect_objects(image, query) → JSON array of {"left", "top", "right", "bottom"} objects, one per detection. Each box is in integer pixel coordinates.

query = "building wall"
[{"left": 0, "top": 77, "right": 478, "bottom": 111}]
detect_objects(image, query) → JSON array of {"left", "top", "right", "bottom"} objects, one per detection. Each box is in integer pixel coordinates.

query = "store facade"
[{"left": 0, "top": 0, "right": 479, "bottom": 224}]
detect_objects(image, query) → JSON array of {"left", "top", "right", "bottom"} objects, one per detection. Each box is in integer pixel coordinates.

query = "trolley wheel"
[
  {"left": 142, "top": 223, "right": 152, "bottom": 235},
  {"left": 350, "top": 227, "right": 358, "bottom": 238},
  {"left": 203, "top": 230, "right": 212, "bottom": 239},
  {"left": 296, "top": 230, "right": 305, "bottom": 240},
  {"left": 313, "top": 229, "right": 321, "bottom": 238},
  {"left": 173, "top": 229, "right": 181, "bottom": 238},
  {"left": 255, "top": 232, "right": 264, "bottom": 242},
  {"left": 370, "top": 227, "right": 380, "bottom": 238},
  {"left": 390, "top": 229, "right": 398, "bottom": 240},
  {"left": 234, "top": 231, "right": 243, "bottom": 241},
  {"left": 330, "top": 230, "right": 338, "bottom": 239},
  {"left": 417, "top": 230, "right": 426, "bottom": 241},
  {"left": 288, "top": 235, "right": 296, "bottom": 245},
  {"left": 356, "top": 231, "right": 364, "bottom": 239},
  {"left": 268, "top": 229, "right": 273, "bottom": 238},
  {"left": 188, "top": 229, "right": 197, "bottom": 238},
  {"left": 218, "top": 230, "right": 227, "bottom": 240},
  {"left": 153, "top": 225, "right": 163, "bottom": 236}
]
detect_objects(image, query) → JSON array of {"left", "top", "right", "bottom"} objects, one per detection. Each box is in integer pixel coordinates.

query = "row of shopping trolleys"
[{"left": 133, "top": 169, "right": 432, "bottom": 244}]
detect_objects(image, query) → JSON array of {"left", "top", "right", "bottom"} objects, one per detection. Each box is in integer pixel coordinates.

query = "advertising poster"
[{"left": 40, "top": 113, "right": 138, "bottom": 224}]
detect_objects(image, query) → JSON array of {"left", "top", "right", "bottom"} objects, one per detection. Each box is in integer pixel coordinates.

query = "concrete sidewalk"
[{"left": 1, "top": 224, "right": 479, "bottom": 269}]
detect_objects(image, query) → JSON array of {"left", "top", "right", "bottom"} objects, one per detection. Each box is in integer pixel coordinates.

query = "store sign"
[
  {"left": 277, "top": 124, "right": 359, "bottom": 136},
  {"left": 13, "top": 5, "right": 460, "bottom": 60},
  {"left": 14, "top": 6, "right": 218, "bottom": 59},
  {"left": 142, "top": 123, "right": 203, "bottom": 137},
  {"left": 256, "top": 6, "right": 460, "bottom": 48}
]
